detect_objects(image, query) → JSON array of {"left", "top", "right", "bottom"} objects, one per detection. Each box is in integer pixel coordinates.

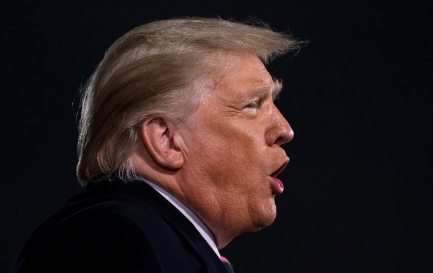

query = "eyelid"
[{"left": 245, "top": 98, "right": 260, "bottom": 108}]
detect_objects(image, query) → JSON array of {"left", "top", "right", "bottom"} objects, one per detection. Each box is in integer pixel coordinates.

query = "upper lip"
[{"left": 270, "top": 159, "right": 289, "bottom": 178}]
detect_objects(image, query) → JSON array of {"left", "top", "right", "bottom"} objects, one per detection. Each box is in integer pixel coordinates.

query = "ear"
[{"left": 139, "top": 117, "right": 184, "bottom": 170}]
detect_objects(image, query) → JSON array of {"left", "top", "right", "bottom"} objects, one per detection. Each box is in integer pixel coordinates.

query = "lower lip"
[{"left": 268, "top": 176, "right": 284, "bottom": 194}]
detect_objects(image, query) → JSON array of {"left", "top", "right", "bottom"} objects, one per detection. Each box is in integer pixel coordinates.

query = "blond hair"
[{"left": 77, "top": 17, "right": 300, "bottom": 185}]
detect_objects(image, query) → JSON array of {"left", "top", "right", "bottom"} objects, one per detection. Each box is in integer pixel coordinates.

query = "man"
[{"left": 13, "top": 17, "right": 299, "bottom": 273}]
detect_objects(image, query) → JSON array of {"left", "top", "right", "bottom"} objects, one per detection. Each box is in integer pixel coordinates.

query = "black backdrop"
[{"left": 2, "top": 1, "right": 432, "bottom": 273}]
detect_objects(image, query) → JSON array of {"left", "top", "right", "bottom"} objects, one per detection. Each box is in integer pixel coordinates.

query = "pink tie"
[{"left": 220, "top": 255, "right": 234, "bottom": 273}]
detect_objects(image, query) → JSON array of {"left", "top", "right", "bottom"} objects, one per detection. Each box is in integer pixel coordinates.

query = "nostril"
[
  {"left": 275, "top": 136, "right": 286, "bottom": 145},
  {"left": 266, "top": 122, "right": 294, "bottom": 147},
  {"left": 277, "top": 128, "right": 294, "bottom": 145}
]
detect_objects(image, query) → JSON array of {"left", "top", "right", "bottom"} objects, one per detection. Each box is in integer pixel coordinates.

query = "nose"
[{"left": 266, "top": 104, "right": 294, "bottom": 146}]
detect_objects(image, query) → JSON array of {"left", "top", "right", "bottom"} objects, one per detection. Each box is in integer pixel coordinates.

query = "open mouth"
[
  {"left": 268, "top": 160, "right": 289, "bottom": 195},
  {"left": 270, "top": 160, "right": 288, "bottom": 178}
]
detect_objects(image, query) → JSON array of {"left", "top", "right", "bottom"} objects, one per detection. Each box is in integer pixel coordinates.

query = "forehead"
[{"left": 209, "top": 52, "right": 277, "bottom": 99}]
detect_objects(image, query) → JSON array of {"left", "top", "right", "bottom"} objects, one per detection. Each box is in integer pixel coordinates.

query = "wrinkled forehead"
[{"left": 203, "top": 51, "right": 281, "bottom": 98}]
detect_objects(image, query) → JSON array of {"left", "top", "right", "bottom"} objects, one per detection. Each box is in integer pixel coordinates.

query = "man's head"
[
  {"left": 77, "top": 17, "right": 298, "bottom": 183},
  {"left": 77, "top": 17, "right": 299, "bottom": 247}
]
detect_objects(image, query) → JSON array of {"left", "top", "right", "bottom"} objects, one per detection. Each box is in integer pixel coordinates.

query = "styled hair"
[{"left": 77, "top": 17, "right": 300, "bottom": 185}]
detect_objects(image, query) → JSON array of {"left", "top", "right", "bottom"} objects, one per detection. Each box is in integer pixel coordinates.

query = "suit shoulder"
[
  {"left": 14, "top": 195, "right": 203, "bottom": 273},
  {"left": 14, "top": 198, "right": 163, "bottom": 273}
]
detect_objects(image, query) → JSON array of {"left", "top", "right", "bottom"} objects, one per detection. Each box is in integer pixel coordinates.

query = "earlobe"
[{"left": 139, "top": 117, "right": 184, "bottom": 170}]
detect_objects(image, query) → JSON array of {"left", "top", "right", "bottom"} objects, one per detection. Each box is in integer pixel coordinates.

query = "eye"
[
  {"left": 242, "top": 99, "right": 260, "bottom": 115},
  {"left": 245, "top": 101, "right": 259, "bottom": 109}
]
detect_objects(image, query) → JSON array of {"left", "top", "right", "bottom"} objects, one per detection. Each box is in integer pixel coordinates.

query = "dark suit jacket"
[{"left": 12, "top": 179, "right": 231, "bottom": 273}]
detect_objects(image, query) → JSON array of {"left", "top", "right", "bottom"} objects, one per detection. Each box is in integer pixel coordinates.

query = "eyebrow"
[
  {"left": 272, "top": 79, "right": 283, "bottom": 100},
  {"left": 250, "top": 79, "right": 283, "bottom": 100}
]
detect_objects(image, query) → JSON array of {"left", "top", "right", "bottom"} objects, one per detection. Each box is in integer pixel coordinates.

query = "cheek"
[
  {"left": 195, "top": 124, "right": 261, "bottom": 165},
  {"left": 184, "top": 116, "right": 268, "bottom": 190},
  {"left": 210, "top": 139, "right": 262, "bottom": 183},
  {"left": 188, "top": 129, "right": 277, "bottom": 230}
]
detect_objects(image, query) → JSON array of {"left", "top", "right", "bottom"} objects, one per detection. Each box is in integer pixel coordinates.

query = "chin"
[{"left": 250, "top": 205, "right": 277, "bottom": 231}]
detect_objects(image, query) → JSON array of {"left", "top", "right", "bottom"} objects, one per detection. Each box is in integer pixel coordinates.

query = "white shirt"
[{"left": 143, "top": 180, "right": 221, "bottom": 257}]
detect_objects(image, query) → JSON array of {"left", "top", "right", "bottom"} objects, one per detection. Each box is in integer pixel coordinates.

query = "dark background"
[{"left": 2, "top": 1, "right": 432, "bottom": 272}]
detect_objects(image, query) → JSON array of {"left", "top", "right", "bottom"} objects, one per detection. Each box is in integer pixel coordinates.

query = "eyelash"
[{"left": 245, "top": 99, "right": 261, "bottom": 109}]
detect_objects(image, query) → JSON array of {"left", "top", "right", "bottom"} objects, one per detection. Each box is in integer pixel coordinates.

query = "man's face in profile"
[{"left": 178, "top": 52, "right": 293, "bottom": 245}]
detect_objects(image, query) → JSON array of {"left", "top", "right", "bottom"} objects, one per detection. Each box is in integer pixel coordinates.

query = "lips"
[
  {"left": 270, "top": 160, "right": 288, "bottom": 178},
  {"left": 268, "top": 159, "right": 289, "bottom": 195}
]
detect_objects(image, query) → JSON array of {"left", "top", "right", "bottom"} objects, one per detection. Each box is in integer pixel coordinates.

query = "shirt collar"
[{"left": 143, "top": 179, "right": 221, "bottom": 258}]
